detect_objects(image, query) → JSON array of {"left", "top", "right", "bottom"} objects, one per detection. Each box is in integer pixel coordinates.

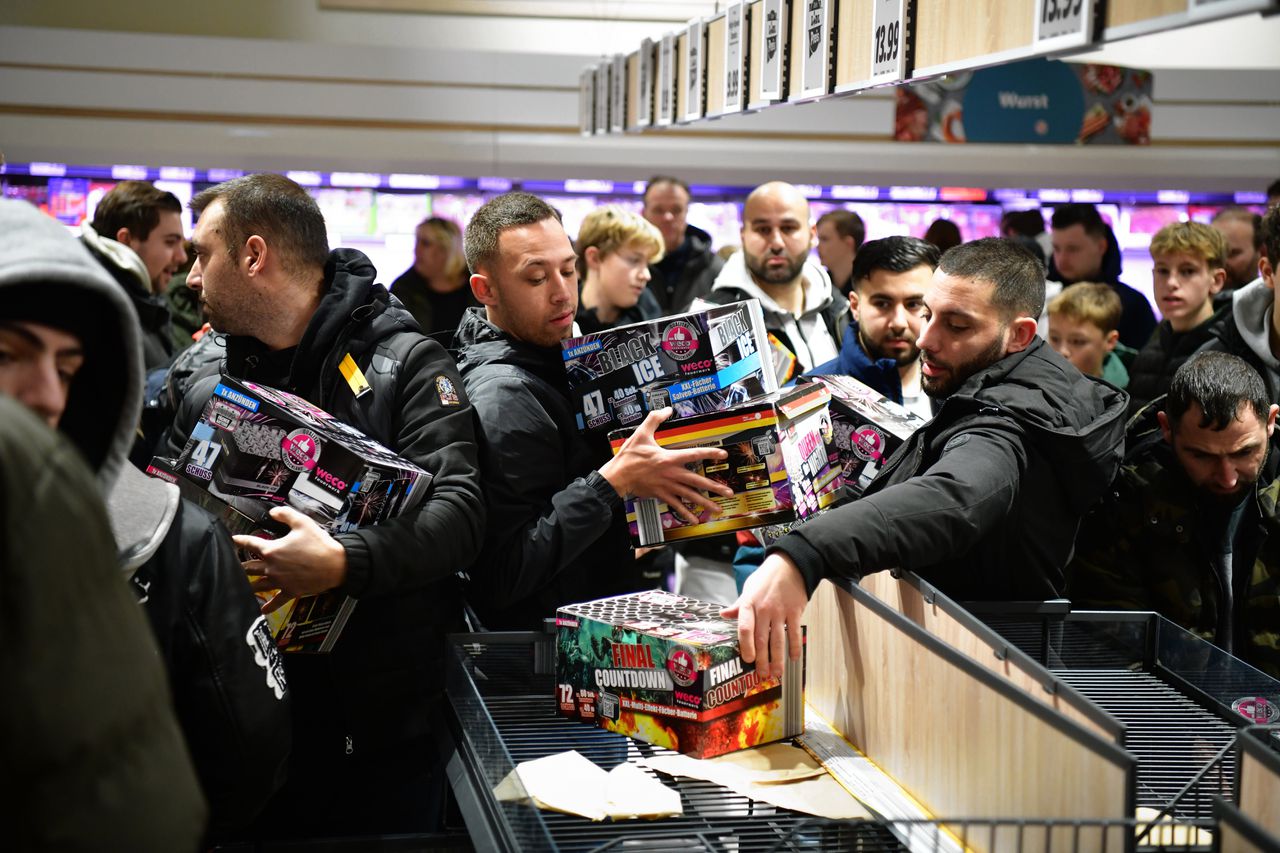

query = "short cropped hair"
[
  {"left": 1261, "top": 206, "right": 1280, "bottom": 267},
  {"left": 937, "top": 237, "right": 1046, "bottom": 320},
  {"left": 191, "top": 173, "right": 329, "bottom": 273},
  {"left": 464, "top": 191, "right": 563, "bottom": 274},
  {"left": 1047, "top": 282, "right": 1122, "bottom": 334},
  {"left": 1266, "top": 177, "right": 1280, "bottom": 205},
  {"left": 1166, "top": 351, "right": 1269, "bottom": 432},
  {"left": 574, "top": 205, "right": 664, "bottom": 278},
  {"left": 1050, "top": 203, "right": 1108, "bottom": 240},
  {"left": 817, "top": 209, "right": 866, "bottom": 250},
  {"left": 1001, "top": 209, "right": 1046, "bottom": 238},
  {"left": 91, "top": 181, "right": 183, "bottom": 242},
  {"left": 1211, "top": 206, "right": 1263, "bottom": 251},
  {"left": 851, "top": 236, "right": 939, "bottom": 289},
  {"left": 1149, "top": 221, "right": 1227, "bottom": 270},
  {"left": 642, "top": 175, "right": 691, "bottom": 205}
]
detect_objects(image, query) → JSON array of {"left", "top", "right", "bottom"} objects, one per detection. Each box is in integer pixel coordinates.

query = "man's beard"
[
  {"left": 921, "top": 333, "right": 1007, "bottom": 399},
  {"left": 861, "top": 329, "right": 920, "bottom": 368},
  {"left": 746, "top": 250, "right": 806, "bottom": 286}
]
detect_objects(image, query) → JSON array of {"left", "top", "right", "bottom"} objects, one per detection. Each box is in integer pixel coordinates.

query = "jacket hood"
[
  {"left": 79, "top": 221, "right": 152, "bottom": 296},
  {"left": 0, "top": 199, "right": 176, "bottom": 573},
  {"left": 683, "top": 223, "right": 715, "bottom": 253},
  {"left": 946, "top": 337, "right": 1129, "bottom": 512},
  {"left": 1047, "top": 223, "right": 1124, "bottom": 285},
  {"left": 455, "top": 307, "right": 568, "bottom": 389},
  {"left": 1231, "top": 279, "right": 1280, "bottom": 372},
  {"left": 711, "top": 251, "right": 838, "bottom": 320}
]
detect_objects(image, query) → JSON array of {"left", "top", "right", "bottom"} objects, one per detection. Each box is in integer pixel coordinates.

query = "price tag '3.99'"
[
  {"left": 870, "top": 0, "right": 905, "bottom": 83},
  {"left": 1034, "top": 0, "right": 1092, "bottom": 48}
]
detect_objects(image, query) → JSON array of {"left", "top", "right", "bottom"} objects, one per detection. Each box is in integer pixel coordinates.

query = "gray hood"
[
  {"left": 1231, "top": 278, "right": 1280, "bottom": 373},
  {"left": 0, "top": 199, "right": 177, "bottom": 573},
  {"left": 79, "top": 221, "right": 152, "bottom": 296}
]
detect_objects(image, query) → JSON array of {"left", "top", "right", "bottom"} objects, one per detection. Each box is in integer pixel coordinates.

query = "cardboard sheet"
[
  {"left": 642, "top": 742, "right": 871, "bottom": 820},
  {"left": 493, "top": 750, "right": 682, "bottom": 821}
]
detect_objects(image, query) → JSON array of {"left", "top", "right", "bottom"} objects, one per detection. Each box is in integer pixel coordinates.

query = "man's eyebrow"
[
  {"left": 0, "top": 322, "right": 82, "bottom": 357},
  {"left": 515, "top": 253, "right": 577, "bottom": 270}
]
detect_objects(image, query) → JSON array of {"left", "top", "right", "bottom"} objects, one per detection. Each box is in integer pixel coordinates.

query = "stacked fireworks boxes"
[
  {"left": 609, "top": 381, "right": 841, "bottom": 547},
  {"left": 807, "top": 374, "right": 927, "bottom": 497},
  {"left": 555, "top": 590, "right": 804, "bottom": 758},
  {"left": 162, "top": 375, "right": 432, "bottom": 652},
  {"left": 562, "top": 299, "right": 778, "bottom": 434}
]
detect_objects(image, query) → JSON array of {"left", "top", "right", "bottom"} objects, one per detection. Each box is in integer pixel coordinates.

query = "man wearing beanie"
[{"left": 0, "top": 198, "right": 291, "bottom": 837}]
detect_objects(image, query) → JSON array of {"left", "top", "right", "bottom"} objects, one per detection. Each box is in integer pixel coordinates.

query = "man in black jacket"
[
  {"left": 457, "top": 191, "right": 733, "bottom": 630},
  {"left": 0, "top": 197, "right": 286, "bottom": 836},
  {"left": 726, "top": 238, "right": 1129, "bottom": 677},
  {"left": 642, "top": 175, "right": 724, "bottom": 312},
  {"left": 165, "top": 173, "right": 485, "bottom": 835}
]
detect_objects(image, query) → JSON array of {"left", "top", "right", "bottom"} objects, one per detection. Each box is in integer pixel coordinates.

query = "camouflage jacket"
[{"left": 1067, "top": 430, "right": 1280, "bottom": 677}]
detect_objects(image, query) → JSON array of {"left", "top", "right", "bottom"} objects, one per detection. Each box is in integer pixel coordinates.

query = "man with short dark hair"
[
  {"left": 809, "top": 236, "right": 939, "bottom": 420},
  {"left": 1049, "top": 203, "right": 1157, "bottom": 350},
  {"left": 1211, "top": 206, "right": 1263, "bottom": 291},
  {"left": 1266, "top": 177, "right": 1280, "bottom": 211},
  {"left": 641, "top": 175, "right": 724, "bottom": 312},
  {"left": 456, "top": 191, "right": 733, "bottom": 629},
  {"left": 725, "top": 238, "right": 1128, "bottom": 677},
  {"left": 81, "top": 180, "right": 188, "bottom": 369},
  {"left": 1068, "top": 352, "right": 1280, "bottom": 676},
  {"left": 815, "top": 208, "right": 866, "bottom": 295},
  {"left": 165, "top": 172, "right": 485, "bottom": 836}
]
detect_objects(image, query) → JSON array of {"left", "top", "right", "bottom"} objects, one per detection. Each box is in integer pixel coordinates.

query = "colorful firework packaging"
[
  {"left": 561, "top": 300, "right": 776, "bottom": 434},
  {"left": 556, "top": 590, "right": 804, "bottom": 758},
  {"left": 159, "top": 375, "right": 433, "bottom": 652},
  {"left": 806, "top": 375, "right": 926, "bottom": 498},
  {"left": 608, "top": 382, "right": 840, "bottom": 547}
]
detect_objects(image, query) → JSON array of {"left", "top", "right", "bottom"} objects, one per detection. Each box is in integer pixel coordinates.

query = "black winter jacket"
[
  {"left": 129, "top": 500, "right": 290, "bottom": 833},
  {"left": 167, "top": 249, "right": 484, "bottom": 752},
  {"left": 456, "top": 308, "right": 641, "bottom": 629},
  {"left": 1126, "top": 309, "right": 1229, "bottom": 418},
  {"left": 647, "top": 224, "right": 725, "bottom": 314},
  {"left": 772, "top": 339, "right": 1128, "bottom": 602},
  {"left": 1047, "top": 226, "right": 1157, "bottom": 350}
]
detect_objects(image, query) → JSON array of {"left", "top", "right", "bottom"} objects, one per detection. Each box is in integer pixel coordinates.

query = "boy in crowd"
[
  {"left": 575, "top": 205, "right": 665, "bottom": 334},
  {"left": 1046, "top": 282, "right": 1135, "bottom": 388},
  {"left": 1127, "top": 221, "right": 1229, "bottom": 415}
]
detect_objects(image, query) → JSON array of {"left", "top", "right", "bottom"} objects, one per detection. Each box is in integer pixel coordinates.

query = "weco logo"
[
  {"left": 661, "top": 322, "right": 700, "bottom": 361},
  {"left": 281, "top": 428, "right": 322, "bottom": 473},
  {"left": 667, "top": 645, "right": 698, "bottom": 687},
  {"left": 851, "top": 426, "right": 886, "bottom": 462}
]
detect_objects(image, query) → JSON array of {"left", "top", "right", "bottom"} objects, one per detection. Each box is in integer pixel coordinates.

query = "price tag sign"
[
  {"left": 683, "top": 19, "right": 704, "bottom": 122},
  {"left": 800, "top": 0, "right": 831, "bottom": 98},
  {"left": 610, "top": 54, "right": 626, "bottom": 132},
  {"left": 579, "top": 69, "right": 594, "bottom": 136},
  {"left": 658, "top": 33, "right": 675, "bottom": 126},
  {"left": 724, "top": 2, "right": 744, "bottom": 113},
  {"left": 1033, "top": 0, "right": 1093, "bottom": 50},
  {"left": 637, "top": 39, "right": 653, "bottom": 128},
  {"left": 594, "top": 63, "right": 609, "bottom": 135},
  {"left": 870, "top": 0, "right": 905, "bottom": 83},
  {"left": 759, "top": 0, "right": 786, "bottom": 101}
]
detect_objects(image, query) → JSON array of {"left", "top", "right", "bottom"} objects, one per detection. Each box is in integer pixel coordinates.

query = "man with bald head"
[{"left": 706, "top": 181, "right": 846, "bottom": 380}]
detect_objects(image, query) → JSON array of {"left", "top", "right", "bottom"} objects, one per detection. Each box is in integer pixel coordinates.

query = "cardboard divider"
[
  {"left": 834, "top": 0, "right": 873, "bottom": 90},
  {"left": 748, "top": 0, "right": 766, "bottom": 106},
  {"left": 676, "top": 31, "right": 689, "bottom": 122},
  {"left": 707, "top": 14, "right": 727, "bottom": 116},
  {"left": 625, "top": 51, "right": 641, "bottom": 130},
  {"left": 1106, "top": 0, "right": 1186, "bottom": 29},
  {"left": 1237, "top": 729, "right": 1280, "bottom": 841},
  {"left": 913, "top": 0, "right": 1034, "bottom": 73},
  {"left": 804, "top": 579, "right": 1132, "bottom": 852},
  {"left": 786, "top": 0, "right": 805, "bottom": 99}
]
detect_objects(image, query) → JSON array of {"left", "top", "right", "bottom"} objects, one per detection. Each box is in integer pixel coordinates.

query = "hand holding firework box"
[
  {"left": 165, "top": 375, "right": 433, "bottom": 652},
  {"left": 806, "top": 375, "right": 926, "bottom": 498},
  {"left": 556, "top": 590, "right": 804, "bottom": 758},
  {"left": 562, "top": 299, "right": 777, "bottom": 434},
  {"left": 608, "top": 382, "right": 840, "bottom": 547}
]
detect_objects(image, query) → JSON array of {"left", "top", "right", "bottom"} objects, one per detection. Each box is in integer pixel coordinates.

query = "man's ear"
[
  {"left": 115, "top": 227, "right": 137, "bottom": 248},
  {"left": 1104, "top": 329, "right": 1119, "bottom": 353},
  {"left": 1005, "top": 316, "right": 1039, "bottom": 354},
  {"left": 847, "top": 289, "right": 859, "bottom": 316},
  {"left": 470, "top": 272, "right": 498, "bottom": 306},
  {"left": 1209, "top": 266, "right": 1226, "bottom": 295},
  {"left": 244, "top": 235, "right": 267, "bottom": 276},
  {"left": 1267, "top": 403, "right": 1278, "bottom": 438},
  {"left": 1158, "top": 410, "right": 1173, "bottom": 445},
  {"left": 1261, "top": 256, "right": 1276, "bottom": 291}
]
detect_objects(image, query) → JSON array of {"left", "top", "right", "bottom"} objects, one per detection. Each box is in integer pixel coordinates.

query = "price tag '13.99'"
[
  {"left": 1035, "top": 0, "right": 1090, "bottom": 46},
  {"left": 870, "top": 0, "right": 905, "bottom": 82}
]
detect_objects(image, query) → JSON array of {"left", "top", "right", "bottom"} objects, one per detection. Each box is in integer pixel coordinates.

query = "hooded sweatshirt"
[
  {"left": 1202, "top": 278, "right": 1280, "bottom": 403},
  {"left": 0, "top": 198, "right": 290, "bottom": 833},
  {"left": 79, "top": 222, "right": 176, "bottom": 370},
  {"left": 706, "top": 251, "right": 845, "bottom": 375},
  {"left": 772, "top": 338, "right": 1129, "bottom": 601}
]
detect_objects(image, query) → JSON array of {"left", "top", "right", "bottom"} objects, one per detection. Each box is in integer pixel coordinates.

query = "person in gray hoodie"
[
  {"left": 0, "top": 198, "right": 290, "bottom": 836},
  {"left": 1202, "top": 206, "right": 1280, "bottom": 402}
]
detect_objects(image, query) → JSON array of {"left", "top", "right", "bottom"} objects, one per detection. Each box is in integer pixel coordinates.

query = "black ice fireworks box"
[
  {"left": 608, "top": 382, "right": 840, "bottom": 547},
  {"left": 562, "top": 299, "right": 777, "bottom": 433},
  {"left": 807, "top": 375, "right": 927, "bottom": 498},
  {"left": 165, "top": 376, "right": 433, "bottom": 652},
  {"left": 555, "top": 590, "right": 804, "bottom": 758}
]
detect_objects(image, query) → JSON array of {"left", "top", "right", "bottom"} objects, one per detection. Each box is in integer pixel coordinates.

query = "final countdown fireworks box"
[
  {"left": 555, "top": 590, "right": 804, "bottom": 758},
  {"left": 561, "top": 299, "right": 776, "bottom": 433},
  {"left": 807, "top": 375, "right": 927, "bottom": 497},
  {"left": 607, "top": 382, "right": 840, "bottom": 547}
]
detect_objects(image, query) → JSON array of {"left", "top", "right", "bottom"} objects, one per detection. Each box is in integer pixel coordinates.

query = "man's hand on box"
[
  {"left": 237, "top": 505, "right": 349, "bottom": 614},
  {"left": 721, "top": 553, "right": 806, "bottom": 680},
  {"left": 599, "top": 407, "right": 734, "bottom": 524}
]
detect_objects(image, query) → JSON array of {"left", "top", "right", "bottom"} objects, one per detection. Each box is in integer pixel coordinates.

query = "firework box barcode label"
[
  {"left": 556, "top": 590, "right": 804, "bottom": 758},
  {"left": 608, "top": 382, "right": 840, "bottom": 547},
  {"left": 807, "top": 375, "right": 926, "bottom": 498},
  {"left": 562, "top": 299, "right": 776, "bottom": 434},
  {"left": 164, "top": 375, "right": 433, "bottom": 652}
]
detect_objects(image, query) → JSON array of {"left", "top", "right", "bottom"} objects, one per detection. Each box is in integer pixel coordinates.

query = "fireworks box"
[
  {"left": 555, "top": 590, "right": 804, "bottom": 758},
  {"left": 608, "top": 382, "right": 840, "bottom": 547},
  {"left": 562, "top": 299, "right": 777, "bottom": 433},
  {"left": 164, "top": 375, "right": 433, "bottom": 652},
  {"left": 807, "top": 375, "right": 926, "bottom": 497}
]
